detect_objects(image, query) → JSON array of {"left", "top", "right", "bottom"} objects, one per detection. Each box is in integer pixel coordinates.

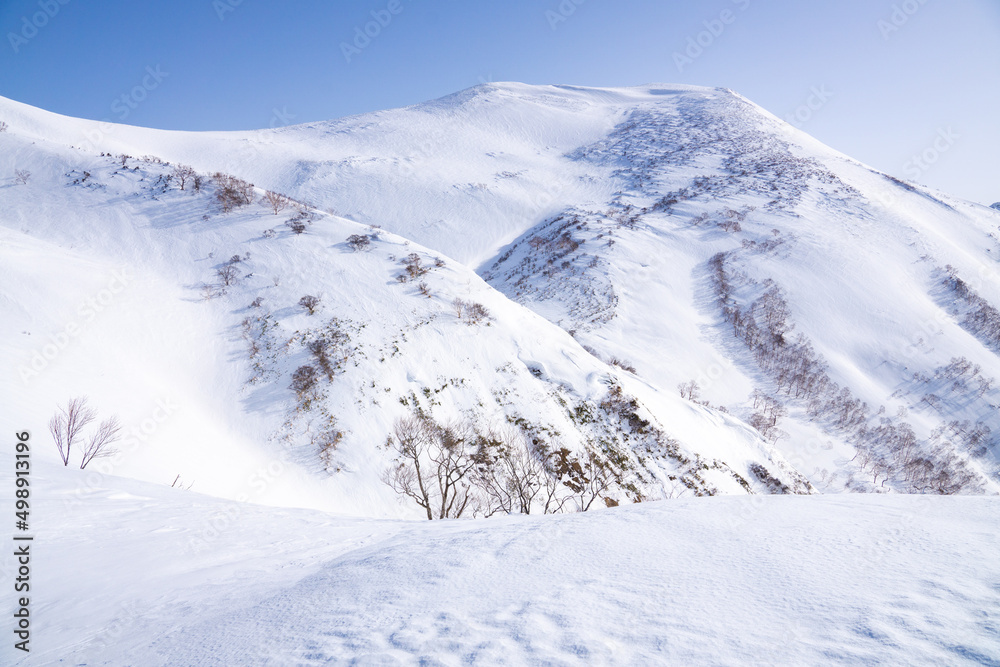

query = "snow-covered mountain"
[
  {"left": 2, "top": 82, "right": 999, "bottom": 519},
  {"left": 4, "top": 81, "right": 1000, "bottom": 665}
]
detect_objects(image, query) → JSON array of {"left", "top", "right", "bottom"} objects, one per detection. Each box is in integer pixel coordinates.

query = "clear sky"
[{"left": 1, "top": 0, "right": 997, "bottom": 204}]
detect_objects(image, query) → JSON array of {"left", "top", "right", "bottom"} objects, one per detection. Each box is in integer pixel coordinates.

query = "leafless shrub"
[
  {"left": 49, "top": 397, "right": 96, "bottom": 466},
  {"left": 299, "top": 295, "right": 320, "bottom": 315},
  {"left": 608, "top": 357, "right": 637, "bottom": 374},
  {"left": 0, "top": 120, "right": 7, "bottom": 132},
  {"left": 748, "top": 389, "right": 787, "bottom": 442},
  {"left": 463, "top": 302, "right": 491, "bottom": 325},
  {"left": 313, "top": 415, "right": 344, "bottom": 472},
  {"left": 14, "top": 169, "right": 30, "bottom": 185},
  {"left": 556, "top": 449, "right": 614, "bottom": 511},
  {"left": 217, "top": 264, "right": 239, "bottom": 287},
  {"left": 172, "top": 165, "right": 196, "bottom": 191},
  {"left": 286, "top": 219, "right": 307, "bottom": 235},
  {"left": 417, "top": 281, "right": 431, "bottom": 298},
  {"left": 49, "top": 398, "right": 120, "bottom": 468},
  {"left": 346, "top": 234, "right": 371, "bottom": 251},
  {"left": 214, "top": 173, "right": 254, "bottom": 212},
  {"left": 290, "top": 365, "right": 319, "bottom": 400},
  {"left": 201, "top": 283, "right": 226, "bottom": 300},
  {"left": 250, "top": 296, "right": 264, "bottom": 308},
  {"left": 398, "top": 253, "right": 428, "bottom": 282},
  {"left": 261, "top": 190, "right": 291, "bottom": 215},
  {"left": 472, "top": 427, "right": 569, "bottom": 517},
  {"left": 382, "top": 416, "right": 479, "bottom": 520},
  {"left": 678, "top": 380, "right": 700, "bottom": 401},
  {"left": 79, "top": 417, "right": 122, "bottom": 469},
  {"left": 306, "top": 336, "right": 348, "bottom": 382}
]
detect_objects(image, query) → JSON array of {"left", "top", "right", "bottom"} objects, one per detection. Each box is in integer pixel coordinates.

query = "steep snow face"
[
  {"left": 5, "top": 462, "right": 999, "bottom": 665},
  {"left": 478, "top": 87, "right": 1000, "bottom": 495},
  {"left": 0, "top": 119, "right": 805, "bottom": 518}
]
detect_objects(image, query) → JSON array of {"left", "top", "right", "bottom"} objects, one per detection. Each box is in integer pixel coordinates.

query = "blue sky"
[{"left": 0, "top": 0, "right": 997, "bottom": 204}]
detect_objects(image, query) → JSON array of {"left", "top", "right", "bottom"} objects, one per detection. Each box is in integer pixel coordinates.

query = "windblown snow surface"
[
  {"left": 1, "top": 82, "right": 999, "bottom": 663},
  {"left": 1, "top": 461, "right": 998, "bottom": 665}
]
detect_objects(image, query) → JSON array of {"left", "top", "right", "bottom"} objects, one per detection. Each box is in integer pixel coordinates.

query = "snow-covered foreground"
[{"left": 6, "top": 462, "right": 998, "bottom": 666}]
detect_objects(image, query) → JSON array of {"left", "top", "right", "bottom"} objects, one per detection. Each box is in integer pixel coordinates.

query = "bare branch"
[{"left": 80, "top": 416, "right": 122, "bottom": 469}]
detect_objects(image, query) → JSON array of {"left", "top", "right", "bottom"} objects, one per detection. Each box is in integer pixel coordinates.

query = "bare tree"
[
  {"left": 172, "top": 165, "right": 196, "bottom": 191},
  {"left": 0, "top": 121, "right": 8, "bottom": 132},
  {"left": 214, "top": 173, "right": 254, "bottom": 212},
  {"left": 217, "top": 264, "right": 239, "bottom": 286},
  {"left": 382, "top": 416, "right": 479, "bottom": 519},
  {"left": 14, "top": 169, "right": 30, "bottom": 185},
  {"left": 49, "top": 397, "right": 97, "bottom": 466},
  {"left": 574, "top": 450, "right": 614, "bottom": 511},
  {"left": 382, "top": 416, "right": 435, "bottom": 519},
  {"left": 678, "top": 380, "right": 700, "bottom": 401},
  {"left": 299, "top": 295, "right": 320, "bottom": 315},
  {"left": 261, "top": 190, "right": 290, "bottom": 215},
  {"left": 79, "top": 417, "right": 122, "bottom": 469},
  {"left": 473, "top": 426, "right": 547, "bottom": 516}
]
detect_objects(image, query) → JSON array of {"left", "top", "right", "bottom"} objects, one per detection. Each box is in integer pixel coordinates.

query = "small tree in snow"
[
  {"left": 172, "top": 165, "right": 196, "bottom": 190},
  {"left": 49, "top": 397, "right": 96, "bottom": 466},
  {"left": 217, "top": 264, "right": 239, "bottom": 287},
  {"left": 14, "top": 169, "right": 30, "bottom": 185},
  {"left": 382, "top": 416, "right": 479, "bottom": 520},
  {"left": 261, "top": 190, "right": 290, "bottom": 215},
  {"left": 299, "top": 295, "right": 320, "bottom": 315},
  {"left": 346, "top": 234, "right": 371, "bottom": 251},
  {"left": 49, "top": 397, "right": 121, "bottom": 468},
  {"left": 79, "top": 416, "right": 122, "bottom": 469}
]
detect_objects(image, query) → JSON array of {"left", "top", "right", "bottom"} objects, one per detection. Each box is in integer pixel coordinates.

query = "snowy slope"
[
  {"left": 3, "top": 461, "right": 998, "bottom": 666},
  {"left": 2, "top": 81, "right": 998, "bottom": 510},
  {"left": 0, "top": 115, "right": 805, "bottom": 519}
]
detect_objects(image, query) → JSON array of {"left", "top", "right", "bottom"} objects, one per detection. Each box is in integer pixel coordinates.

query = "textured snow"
[{"left": 2, "top": 462, "right": 998, "bottom": 665}]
